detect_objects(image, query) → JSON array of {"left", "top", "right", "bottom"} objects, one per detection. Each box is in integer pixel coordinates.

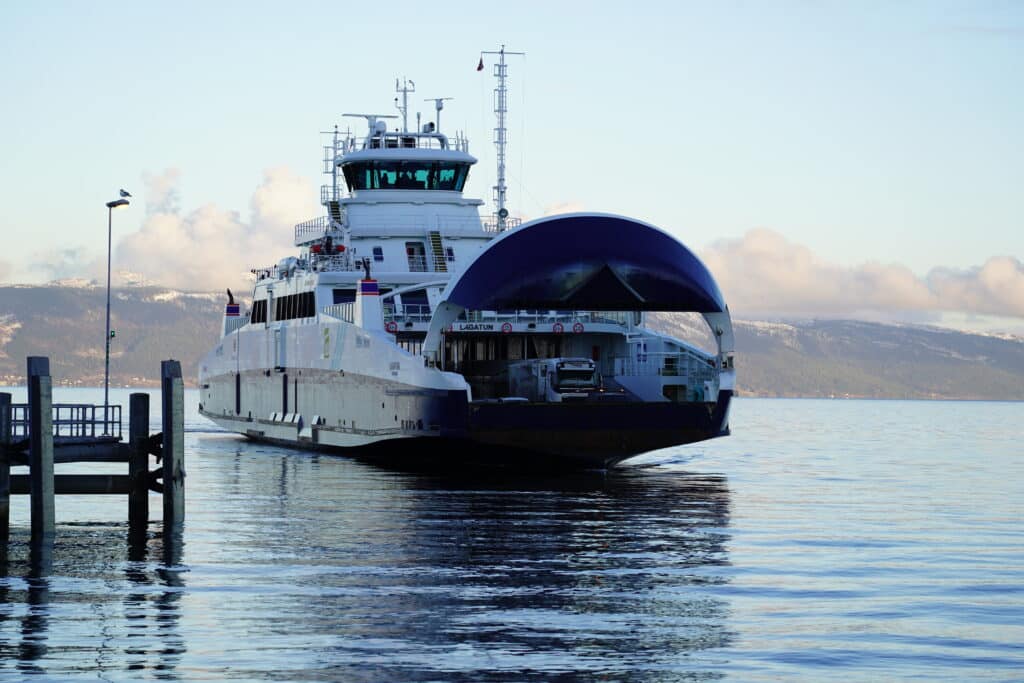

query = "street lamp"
[{"left": 104, "top": 195, "right": 130, "bottom": 434}]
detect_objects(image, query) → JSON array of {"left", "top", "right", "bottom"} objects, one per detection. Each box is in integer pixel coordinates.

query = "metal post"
[
  {"left": 128, "top": 393, "right": 150, "bottom": 533},
  {"left": 28, "top": 357, "right": 54, "bottom": 537},
  {"left": 104, "top": 205, "right": 112, "bottom": 434},
  {"left": 103, "top": 195, "right": 129, "bottom": 435},
  {"left": 0, "top": 392, "right": 11, "bottom": 546},
  {"left": 161, "top": 361, "right": 184, "bottom": 527}
]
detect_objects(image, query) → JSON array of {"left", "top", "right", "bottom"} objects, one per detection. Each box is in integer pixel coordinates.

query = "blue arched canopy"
[{"left": 445, "top": 214, "right": 726, "bottom": 312}]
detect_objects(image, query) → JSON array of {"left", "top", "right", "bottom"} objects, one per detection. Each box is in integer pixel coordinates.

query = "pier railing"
[
  {"left": 1, "top": 357, "right": 185, "bottom": 546},
  {"left": 11, "top": 403, "right": 122, "bottom": 440}
]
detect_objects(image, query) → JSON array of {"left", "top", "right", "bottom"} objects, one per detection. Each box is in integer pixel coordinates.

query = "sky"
[{"left": 1, "top": 1, "right": 1022, "bottom": 331}]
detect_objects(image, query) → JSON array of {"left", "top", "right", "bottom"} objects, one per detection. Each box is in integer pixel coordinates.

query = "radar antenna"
[
  {"left": 479, "top": 44, "right": 525, "bottom": 231},
  {"left": 342, "top": 113, "right": 398, "bottom": 132},
  {"left": 424, "top": 97, "right": 453, "bottom": 133}
]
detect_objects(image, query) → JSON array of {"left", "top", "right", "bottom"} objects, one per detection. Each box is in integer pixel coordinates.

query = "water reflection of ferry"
[{"left": 199, "top": 46, "right": 735, "bottom": 469}]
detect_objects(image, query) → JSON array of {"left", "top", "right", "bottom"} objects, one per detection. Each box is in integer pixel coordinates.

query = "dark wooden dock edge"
[{"left": 0, "top": 356, "right": 185, "bottom": 545}]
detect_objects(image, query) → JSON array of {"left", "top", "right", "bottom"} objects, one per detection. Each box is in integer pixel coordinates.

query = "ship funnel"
[{"left": 354, "top": 278, "right": 384, "bottom": 331}]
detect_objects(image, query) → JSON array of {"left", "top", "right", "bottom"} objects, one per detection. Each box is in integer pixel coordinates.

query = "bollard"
[
  {"left": 28, "top": 357, "right": 55, "bottom": 537},
  {"left": 161, "top": 361, "right": 185, "bottom": 527},
  {"left": 128, "top": 393, "right": 150, "bottom": 533},
  {"left": 0, "top": 392, "right": 11, "bottom": 545}
]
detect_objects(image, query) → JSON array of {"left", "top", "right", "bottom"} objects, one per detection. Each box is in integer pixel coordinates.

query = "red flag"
[{"left": 476, "top": 56, "right": 484, "bottom": 72}]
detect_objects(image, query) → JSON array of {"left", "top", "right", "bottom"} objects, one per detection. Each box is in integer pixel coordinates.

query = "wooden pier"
[{"left": 0, "top": 356, "right": 185, "bottom": 545}]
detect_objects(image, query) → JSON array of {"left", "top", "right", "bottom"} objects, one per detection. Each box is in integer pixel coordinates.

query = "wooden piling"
[
  {"left": 27, "top": 357, "right": 54, "bottom": 537},
  {"left": 161, "top": 360, "right": 185, "bottom": 527},
  {"left": 0, "top": 392, "right": 11, "bottom": 545},
  {"left": 1, "top": 357, "right": 185, "bottom": 550},
  {"left": 128, "top": 393, "right": 150, "bottom": 531}
]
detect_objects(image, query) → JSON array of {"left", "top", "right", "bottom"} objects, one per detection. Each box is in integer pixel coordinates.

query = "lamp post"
[{"left": 104, "top": 196, "right": 130, "bottom": 434}]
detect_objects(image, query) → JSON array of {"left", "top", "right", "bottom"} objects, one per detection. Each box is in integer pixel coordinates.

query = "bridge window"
[
  {"left": 250, "top": 299, "right": 267, "bottom": 323},
  {"left": 372, "top": 246, "right": 384, "bottom": 262},
  {"left": 272, "top": 291, "right": 316, "bottom": 322},
  {"left": 342, "top": 161, "right": 470, "bottom": 192}
]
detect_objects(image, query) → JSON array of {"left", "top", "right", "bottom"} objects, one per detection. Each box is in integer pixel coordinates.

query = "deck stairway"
[
  {"left": 327, "top": 200, "right": 343, "bottom": 227},
  {"left": 428, "top": 231, "right": 447, "bottom": 272}
]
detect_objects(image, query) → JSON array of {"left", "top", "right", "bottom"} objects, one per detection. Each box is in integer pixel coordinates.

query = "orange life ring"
[{"left": 385, "top": 321, "right": 398, "bottom": 333}]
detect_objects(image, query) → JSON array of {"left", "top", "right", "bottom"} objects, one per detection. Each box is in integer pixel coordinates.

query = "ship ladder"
[
  {"left": 428, "top": 230, "right": 448, "bottom": 272},
  {"left": 327, "top": 200, "right": 343, "bottom": 226}
]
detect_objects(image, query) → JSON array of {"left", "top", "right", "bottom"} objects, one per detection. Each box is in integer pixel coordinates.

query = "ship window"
[
  {"left": 445, "top": 247, "right": 455, "bottom": 262},
  {"left": 270, "top": 292, "right": 317, "bottom": 321},
  {"left": 372, "top": 246, "right": 384, "bottom": 262},
  {"left": 400, "top": 289, "right": 429, "bottom": 305},
  {"left": 341, "top": 161, "right": 471, "bottom": 192},
  {"left": 333, "top": 289, "right": 355, "bottom": 304},
  {"left": 405, "top": 242, "right": 427, "bottom": 272},
  {"left": 251, "top": 299, "right": 267, "bottom": 323}
]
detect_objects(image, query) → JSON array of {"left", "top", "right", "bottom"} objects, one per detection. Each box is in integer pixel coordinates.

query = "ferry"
[{"left": 198, "top": 47, "right": 736, "bottom": 469}]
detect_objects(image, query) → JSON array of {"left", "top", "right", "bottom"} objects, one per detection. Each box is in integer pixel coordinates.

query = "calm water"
[{"left": 1, "top": 389, "right": 1022, "bottom": 681}]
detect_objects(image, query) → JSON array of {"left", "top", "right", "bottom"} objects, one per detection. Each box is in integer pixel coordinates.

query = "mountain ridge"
[{"left": 1, "top": 284, "right": 1022, "bottom": 399}]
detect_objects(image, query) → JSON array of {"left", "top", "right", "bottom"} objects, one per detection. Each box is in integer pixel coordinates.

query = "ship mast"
[
  {"left": 480, "top": 45, "right": 524, "bottom": 231},
  {"left": 395, "top": 78, "right": 415, "bottom": 133}
]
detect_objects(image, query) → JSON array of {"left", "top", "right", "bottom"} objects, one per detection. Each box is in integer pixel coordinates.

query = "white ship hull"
[{"left": 198, "top": 64, "right": 736, "bottom": 470}]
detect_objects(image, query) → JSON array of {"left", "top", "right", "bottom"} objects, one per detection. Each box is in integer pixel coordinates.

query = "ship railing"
[
  {"left": 11, "top": 403, "right": 122, "bottom": 440},
  {"left": 366, "top": 307, "right": 635, "bottom": 329},
  {"left": 481, "top": 217, "right": 523, "bottom": 233},
  {"left": 311, "top": 253, "right": 360, "bottom": 272},
  {"left": 343, "top": 130, "right": 470, "bottom": 154},
  {"left": 460, "top": 310, "right": 633, "bottom": 326},
  {"left": 224, "top": 316, "right": 248, "bottom": 335},
  {"left": 610, "top": 351, "right": 718, "bottom": 382},
  {"left": 320, "top": 185, "right": 350, "bottom": 205},
  {"left": 295, "top": 215, "right": 338, "bottom": 244},
  {"left": 407, "top": 255, "right": 430, "bottom": 272},
  {"left": 321, "top": 303, "right": 354, "bottom": 323},
  {"left": 384, "top": 303, "right": 432, "bottom": 323}
]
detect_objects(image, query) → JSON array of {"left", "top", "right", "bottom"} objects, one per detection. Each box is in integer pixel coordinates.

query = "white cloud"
[
  {"left": 927, "top": 256, "right": 1024, "bottom": 318},
  {"left": 542, "top": 201, "right": 585, "bottom": 216},
  {"left": 700, "top": 229, "right": 1024, "bottom": 320},
  {"left": 113, "top": 167, "right": 318, "bottom": 291},
  {"left": 28, "top": 246, "right": 100, "bottom": 284},
  {"left": 143, "top": 168, "right": 182, "bottom": 215}
]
